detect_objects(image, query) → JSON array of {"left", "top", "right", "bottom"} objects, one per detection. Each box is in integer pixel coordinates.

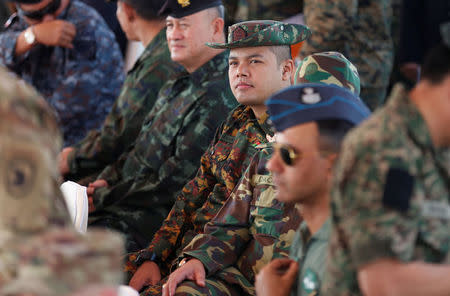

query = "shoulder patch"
[{"left": 382, "top": 168, "right": 414, "bottom": 213}]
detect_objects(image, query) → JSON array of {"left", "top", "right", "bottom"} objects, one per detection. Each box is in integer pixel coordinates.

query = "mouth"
[{"left": 235, "top": 82, "right": 253, "bottom": 90}]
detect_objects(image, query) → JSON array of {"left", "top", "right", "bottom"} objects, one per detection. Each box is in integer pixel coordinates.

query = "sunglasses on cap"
[{"left": 17, "top": 0, "right": 61, "bottom": 21}]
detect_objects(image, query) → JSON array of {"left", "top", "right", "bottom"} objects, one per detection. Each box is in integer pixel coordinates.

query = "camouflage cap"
[
  {"left": 294, "top": 52, "right": 361, "bottom": 95},
  {"left": 159, "top": 0, "right": 222, "bottom": 18},
  {"left": 266, "top": 83, "right": 371, "bottom": 132},
  {"left": 207, "top": 20, "right": 311, "bottom": 49},
  {"left": 0, "top": 67, "right": 69, "bottom": 234}
]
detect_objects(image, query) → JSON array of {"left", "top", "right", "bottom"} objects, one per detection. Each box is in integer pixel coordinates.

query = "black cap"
[{"left": 159, "top": 0, "right": 222, "bottom": 18}]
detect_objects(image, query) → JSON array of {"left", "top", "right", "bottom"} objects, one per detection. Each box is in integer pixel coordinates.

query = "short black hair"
[
  {"left": 421, "top": 43, "right": 450, "bottom": 84},
  {"left": 120, "top": 0, "right": 164, "bottom": 21},
  {"left": 317, "top": 120, "right": 354, "bottom": 153},
  {"left": 268, "top": 45, "right": 292, "bottom": 65}
]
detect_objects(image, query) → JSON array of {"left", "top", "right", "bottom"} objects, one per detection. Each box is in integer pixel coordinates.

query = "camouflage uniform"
[
  {"left": 300, "top": 0, "right": 394, "bottom": 110},
  {"left": 322, "top": 84, "right": 450, "bottom": 296},
  {"left": 0, "top": 0, "right": 124, "bottom": 146},
  {"left": 178, "top": 146, "right": 302, "bottom": 295},
  {"left": 88, "top": 51, "right": 237, "bottom": 252},
  {"left": 0, "top": 67, "right": 124, "bottom": 295},
  {"left": 224, "top": 0, "right": 302, "bottom": 25},
  {"left": 66, "top": 29, "right": 180, "bottom": 182}
]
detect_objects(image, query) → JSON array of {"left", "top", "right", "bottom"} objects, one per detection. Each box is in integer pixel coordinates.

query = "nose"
[
  {"left": 167, "top": 24, "right": 183, "bottom": 42},
  {"left": 236, "top": 62, "right": 249, "bottom": 77},
  {"left": 267, "top": 151, "right": 284, "bottom": 174}
]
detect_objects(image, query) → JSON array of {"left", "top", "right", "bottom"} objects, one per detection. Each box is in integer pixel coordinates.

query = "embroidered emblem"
[
  {"left": 302, "top": 87, "right": 321, "bottom": 104},
  {"left": 178, "top": 0, "right": 190, "bottom": 8}
]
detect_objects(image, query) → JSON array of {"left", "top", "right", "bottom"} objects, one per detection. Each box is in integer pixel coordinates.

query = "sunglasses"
[
  {"left": 273, "top": 142, "right": 334, "bottom": 166},
  {"left": 17, "top": 0, "right": 61, "bottom": 21},
  {"left": 272, "top": 143, "right": 299, "bottom": 166}
]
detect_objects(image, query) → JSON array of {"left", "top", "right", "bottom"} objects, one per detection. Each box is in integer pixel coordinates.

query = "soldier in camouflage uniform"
[
  {"left": 161, "top": 53, "right": 366, "bottom": 296},
  {"left": 86, "top": 0, "right": 237, "bottom": 253},
  {"left": 300, "top": 0, "right": 394, "bottom": 110},
  {"left": 59, "top": 0, "right": 180, "bottom": 183},
  {"left": 0, "top": 0, "right": 124, "bottom": 146},
  {"left": 0, "top": 67, "right": 124, "bottom": 296},
  {"left": 322, "top": 42, "right": 450, "bottom": 295},
  {"left": 125, "top": 19, "right": 310, "bottom": 295}
]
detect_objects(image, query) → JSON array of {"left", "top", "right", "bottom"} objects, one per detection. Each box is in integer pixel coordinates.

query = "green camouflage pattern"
[
  {"left": 224, "top": 0, "right": 303, "bottom": 25},
  {"left": 294, "top": 51, "right": 361, "bottom": 95},
  {"left": 0, "top": 228, "right": 124, "bottom": 296},
  {"left": 67, "top": 29, "right": 180, "bottom": 182},
  {"left": 0, "top": 67, "right": 124, "bottom": 295},
  {"left": 322, "top": 84, "right": 450, "bottom": 296},
  {"left": 300, "top": 0, "right": 394, "bottom": 110},
  {"left": 125, "top": 106, "right": 274, "bottom": 292},
  {"left": 88, "top": 51, "right": 237, "bottom": 252},
  {"left": 179, "top": 146, "right": 301, "bottom": 295},
  {"left": 207, "top": 20, "right": 311, "bottom": 49}
]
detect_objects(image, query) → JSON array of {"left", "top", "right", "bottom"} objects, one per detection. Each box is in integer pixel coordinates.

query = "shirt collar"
[{"left": 189, "top": 50, "right": 229, "bottom": 85}]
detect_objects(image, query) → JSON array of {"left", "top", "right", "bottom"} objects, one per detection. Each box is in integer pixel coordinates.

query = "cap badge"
[
  {"left": 177, "top": 0, "right": 190, "bottom": 8},
  {"left": 301, "top": 87, "right": 321, "bottom": 104}
]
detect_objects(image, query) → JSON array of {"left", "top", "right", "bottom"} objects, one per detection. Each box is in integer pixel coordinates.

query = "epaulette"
[{"left": 4, "top": 12, "right": 19, "bottom": 30}]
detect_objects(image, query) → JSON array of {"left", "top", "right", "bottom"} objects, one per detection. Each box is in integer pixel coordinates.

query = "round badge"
[
  {"left": 5, "top": 157, "right": 36, "bottom": 199},
  {"left": 302, "top": 268, "right": 320, "bottom": 295}
]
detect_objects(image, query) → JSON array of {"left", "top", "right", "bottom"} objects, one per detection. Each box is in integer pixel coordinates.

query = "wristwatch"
[
  {"left": 178, "top": 256, "right": 192, "bottom": 268},
  {"left": 24, "top": 26, "right": 36, "bottom": 45}
]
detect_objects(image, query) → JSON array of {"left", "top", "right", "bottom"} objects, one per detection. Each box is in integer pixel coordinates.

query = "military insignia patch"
[
  {"left": 301, "top": 87, "right": 321, "bottom": 104},
  {"left": 177, "top": 0, "right": 190, "bottom": 8}
]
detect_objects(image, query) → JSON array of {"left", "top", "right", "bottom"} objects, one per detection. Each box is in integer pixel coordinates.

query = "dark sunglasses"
[
  {"left": 273, "top": 143, "right": 299, "bottom": 166},
  {"left": 17, "top": 0, "right": 61, "bottom": 20}
]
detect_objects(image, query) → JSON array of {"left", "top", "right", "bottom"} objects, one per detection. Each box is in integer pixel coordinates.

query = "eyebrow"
[{"left": 229, "top": 54, "right": 265, "bottom": 60}]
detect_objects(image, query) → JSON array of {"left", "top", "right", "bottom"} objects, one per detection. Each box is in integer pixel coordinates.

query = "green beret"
[
  {"left": 294, "top": 52, "right": 361, "bottom": 95},
  {"left": 207, "top": 20, "right": 311, "bottom": 49}
]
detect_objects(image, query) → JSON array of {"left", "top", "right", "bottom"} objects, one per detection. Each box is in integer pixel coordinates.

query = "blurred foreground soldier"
[
  {"left": 86, "top": 0, "right": 237, "bottom": 253},
  {"left": 255, "top": 83, "right": 369, "bottom": 296},
  {"left": 0, "top": 0, "right": 124, "bottom": 146},
  {"left": 322, "top": 41, "right": 450, "bottom": 295},
  {"left": 0, "top": 68, "right": 124, "bottom": 295},
  {"left": 126, "top": 19, "right": 310, "bottom": 296},
  {"left": 162, "top": 52, "right": 365, "bottom": 296},
  {"left": 300, "top": 0, "right": 393, "bottom": 110},
  {"left": 59, "top": 0, "right": 180, "bottom": 183}
]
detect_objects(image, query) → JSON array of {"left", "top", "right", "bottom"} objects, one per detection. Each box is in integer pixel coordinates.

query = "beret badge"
[{"left": 177, "top": 0, "right": 190, "bottom": 8}]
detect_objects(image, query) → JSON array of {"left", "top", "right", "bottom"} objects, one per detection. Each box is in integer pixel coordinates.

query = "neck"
[
  {"left": 410, "top": 78, "right": 449, "bottom": 148},
  {"left": 298, "top": 192, "right": 330, "bottom": 235},
  {"left": 136, "top": 20, "right": 165, "bottom": 48},
  {"left": 185, "top": 48, "right": 224, "bottom": 73},
  {"left": 251, "top": 105, "right": 268, "bottom": 119}
]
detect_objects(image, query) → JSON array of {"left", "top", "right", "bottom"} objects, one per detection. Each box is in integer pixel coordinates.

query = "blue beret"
[{"left": 266, "top": 83, "right": 371, "bottom": 132}]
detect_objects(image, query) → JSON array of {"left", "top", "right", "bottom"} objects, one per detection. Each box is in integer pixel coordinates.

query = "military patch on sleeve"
[{"left": 382, "top": 168, "right": 414, "bottom": 213}]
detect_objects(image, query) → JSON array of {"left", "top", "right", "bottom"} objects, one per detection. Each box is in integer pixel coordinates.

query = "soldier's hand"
[
  {"left": 162, "top": 259, "right": 205, "bottom": 296},
  {"left": 255, "top": 258, "right": 298, "bottom": 296},
  {"left": 33, "top": 20, "right": 77, "bottom": 49},
  {"left": 59, "top": 146, "right": 74, "bottom": 175},
  {"left": 129, "top": 261, "right": 162, "bottom": 292},
  {"left": 87, "top": 179, "right": 108, "bottom": 196}
]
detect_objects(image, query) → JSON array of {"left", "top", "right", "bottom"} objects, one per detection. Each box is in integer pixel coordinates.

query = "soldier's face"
[
  {"left": 228, "top": 47, "right": 292, "bottom": 109},
  {"left": 18, "top": 0, "right": 65, "bottom": 25},
  {"left": 267, "top": 123, "right": 333, "bottom": 204},
  {"left": 166, "top": 10, "right": 218, "bottom": 71}
]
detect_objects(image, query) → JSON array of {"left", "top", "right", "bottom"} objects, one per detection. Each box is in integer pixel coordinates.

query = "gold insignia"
[{"left": 178, "top": 0, "right": 190, "bottom": 8}]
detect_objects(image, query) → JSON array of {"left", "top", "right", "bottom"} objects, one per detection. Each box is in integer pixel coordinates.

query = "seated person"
[
  {"left": 0, "top": 67, "right": 124, "bottom": 296},
  {"left": 0, "top": 0, "right": 124, "bottom": 145},
  {"left": 59, "top": 0, "right": 180, "bottom": 183}
]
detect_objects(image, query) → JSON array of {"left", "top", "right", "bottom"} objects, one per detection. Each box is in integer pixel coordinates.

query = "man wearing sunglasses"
[
  {"left": 161, "top": 52, "right": 364, "bottom": 296},
  {"left": 0, "top": 0, "right": 124, "bottom": 146}
]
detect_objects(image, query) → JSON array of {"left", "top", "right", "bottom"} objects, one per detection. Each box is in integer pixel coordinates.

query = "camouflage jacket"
[
  {"left": 182, "top": 146, "right": 301, "bottom": 295},
  {"left": 126, "top": 105, "right": 275, "bottom": 275},
  {"left": 89, "top": 51, "right": 237, "bottom": 250},
  {"left": 67, "top": 29, "right": 180, "bottom": 180},
  {"left": 0, "top": 0, "right": 124, "bottom": 146},
  {"left": 322, "top": 84, "right": 450, "bottom": 296},
  {"left": 300, "top": 0, "right": 394, "bottom": 110},
  {"left": 224, "top": 0, "right": 302, "bottom": 25}
]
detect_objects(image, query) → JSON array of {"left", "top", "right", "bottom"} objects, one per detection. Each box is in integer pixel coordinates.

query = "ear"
[
  {"left": 122, "top": 1, "right": 137, "bottom": 21},
  {"left": 281, "top": 59, "right": 295, "bottom": 83},
  {"left": 211, "top": 17, "right": 225, "bottom": 41}
]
